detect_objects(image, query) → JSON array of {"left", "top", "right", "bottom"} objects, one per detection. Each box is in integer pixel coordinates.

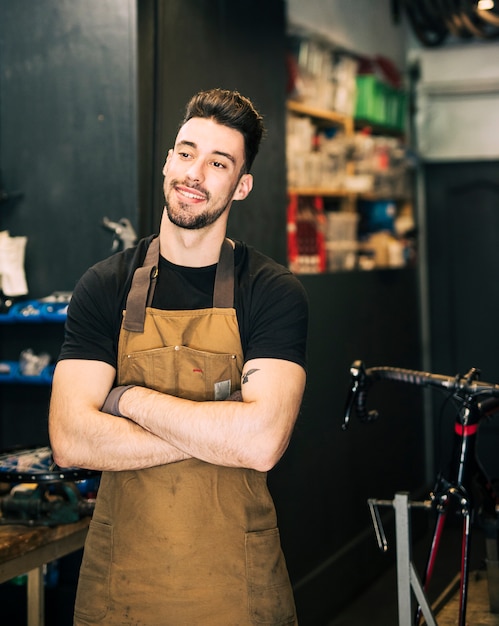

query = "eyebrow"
[{"left": 176, "top": 140, "right": 236, "bottom": 165}]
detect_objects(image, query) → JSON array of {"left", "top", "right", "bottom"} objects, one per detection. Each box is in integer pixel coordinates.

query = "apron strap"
[
  {"left": 123, "top": 237, "right": 234, "bottom": 332},
  {"left": 213, "top": 238, "right": 234, "bottom": 308},
  {"left": 123, "top": 237, "right": 159, "bottom": 332}
]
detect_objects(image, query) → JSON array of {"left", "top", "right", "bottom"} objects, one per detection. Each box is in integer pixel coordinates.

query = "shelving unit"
[
  {"left": 0, "top": 361, "right": 55, "bottom": 385},
  {"left": 287, "top": 100, "right": 353, "bottom": 134},
  {"left": 0, "top": 300, "right": 66, "bottom": 385},
  {"left": 286, "top": 99, "right": 414, "bottom": 274},
  {"left": 0, "top": 299, "right": 67, "bottom": 448}
]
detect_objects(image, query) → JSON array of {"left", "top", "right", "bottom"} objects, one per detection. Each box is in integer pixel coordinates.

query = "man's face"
[{"left": 162, "top": 117, "right": 252, "bottom": 230}]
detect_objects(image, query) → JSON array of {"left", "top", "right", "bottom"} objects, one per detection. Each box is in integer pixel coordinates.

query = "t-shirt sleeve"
[
  {"left": 58, "top": 265, "right": 123, "bottom": 368},
  {"left": 243, "top": 267, "right": 309, "bottom": 370},
  {"left": 58, "top": 239, "right": 150, "bottom": 367}
]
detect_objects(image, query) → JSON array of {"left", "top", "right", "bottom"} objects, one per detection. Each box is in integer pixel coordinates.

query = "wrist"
[{"left": 101, "top": 384, "right": 135, "bottom": 417}]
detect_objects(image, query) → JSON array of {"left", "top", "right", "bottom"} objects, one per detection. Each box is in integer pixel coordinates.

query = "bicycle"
[{"left": 343, "top": 360, "right": 499, "bottom": 626}]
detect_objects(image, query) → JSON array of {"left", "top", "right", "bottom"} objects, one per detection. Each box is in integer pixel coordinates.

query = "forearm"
[
  {"left": 118, "top": 359, "right": 306, "bottom": 472},
  {"left": 48, "top": 360, "right": 190, "bottom": 472},
  {"left": 50, "top": 405, "right": 190, "bottom": 471},
  {"left": 119, "top": 388, "right": 258, "bottom": 468}
]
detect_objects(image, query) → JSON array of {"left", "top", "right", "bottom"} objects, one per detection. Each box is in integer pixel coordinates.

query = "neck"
[{"left": 158, "top": 211, "right": 228, "bottom": 267}]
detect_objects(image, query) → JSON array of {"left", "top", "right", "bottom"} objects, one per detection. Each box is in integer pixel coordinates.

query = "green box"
[{"left": 355, "top": 75, "right": 406, "bottom": 131}]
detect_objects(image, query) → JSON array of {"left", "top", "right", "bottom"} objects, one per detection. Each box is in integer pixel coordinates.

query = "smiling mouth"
[{"left": 174, "top": 184, "right": 207, "bottom": 202}]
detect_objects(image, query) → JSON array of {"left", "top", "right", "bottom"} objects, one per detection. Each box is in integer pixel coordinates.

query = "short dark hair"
[{"left": 181, "top": 88, "right": 265, "bottom": 173}]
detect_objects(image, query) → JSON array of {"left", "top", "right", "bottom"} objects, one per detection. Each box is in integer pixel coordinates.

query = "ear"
[
  {"left": 162, "top": 149, "right": 173, "bottom": 175},
  {"left": 232, "top": 174, "right": 253, "bottom": 201}
]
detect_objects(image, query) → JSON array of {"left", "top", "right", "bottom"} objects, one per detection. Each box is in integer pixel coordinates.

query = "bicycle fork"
[
  {"left": 415, "top": 479, "right": 472, "bottom": 626},
  {"left": 415, "top": 400, "right": 480, "bottom": 625}
]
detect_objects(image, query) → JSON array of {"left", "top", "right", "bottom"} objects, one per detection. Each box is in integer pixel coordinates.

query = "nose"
[{"left": 184, "top": 159, "right": 205, "bottom": 184}]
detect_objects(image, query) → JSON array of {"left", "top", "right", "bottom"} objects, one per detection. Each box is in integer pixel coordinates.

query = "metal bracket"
[{"left": 368, "top": 492, "right": 436, "bottom": 626}]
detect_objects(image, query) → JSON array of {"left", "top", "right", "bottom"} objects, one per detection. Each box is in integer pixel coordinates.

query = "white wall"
[{"left": 286, "top": 0, "right": 409, "bottom": 69}]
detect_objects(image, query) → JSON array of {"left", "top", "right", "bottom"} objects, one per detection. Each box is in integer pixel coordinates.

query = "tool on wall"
[
  {"left": 0, "top": 482, "right": 95, "bottom": 527},
  {"left": 102, "top": 216, "right": 137, "bottom": 251}
]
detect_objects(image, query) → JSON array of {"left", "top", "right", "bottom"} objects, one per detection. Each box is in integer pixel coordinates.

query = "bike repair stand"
[{"left": 369, "top": 492, "right": 437, "bottom": 626}]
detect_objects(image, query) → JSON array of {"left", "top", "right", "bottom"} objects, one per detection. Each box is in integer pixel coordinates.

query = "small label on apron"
[{"left": 214, "top": 379, "right": 231, "bottom": 400}]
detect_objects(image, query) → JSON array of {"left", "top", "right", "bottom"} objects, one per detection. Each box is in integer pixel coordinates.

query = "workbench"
[{"left": 0, "top": 517, "right": 90, "bottom": 626}]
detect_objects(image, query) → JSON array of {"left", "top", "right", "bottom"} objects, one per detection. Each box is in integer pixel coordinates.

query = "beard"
[{"left": 164, "top": 179, "right": 236, "bottom": 230}]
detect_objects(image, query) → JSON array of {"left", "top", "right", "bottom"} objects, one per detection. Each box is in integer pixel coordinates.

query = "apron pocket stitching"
[
  {"left": 74, "top": 520, "right": 113, "bottom": 622},
  {"left": 245, "top": 528, "right": 296, "bottom": 625}
]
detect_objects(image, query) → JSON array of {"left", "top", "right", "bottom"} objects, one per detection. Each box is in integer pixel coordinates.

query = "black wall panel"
[
  {"left": 424, "top": 161, "right": 499, "bottom": 482},
  {"left": 0, "top": 0, "right": 138, "bottom": 299}
]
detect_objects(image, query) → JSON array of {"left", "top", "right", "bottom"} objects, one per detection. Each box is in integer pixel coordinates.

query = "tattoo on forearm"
[{"left": 242, "top": 368, "right": 260, "bottom": 384}]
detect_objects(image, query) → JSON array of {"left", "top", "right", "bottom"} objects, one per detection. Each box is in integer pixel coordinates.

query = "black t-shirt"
[{"left": 59, "top": 236, "right": 309, "bottom": 370}]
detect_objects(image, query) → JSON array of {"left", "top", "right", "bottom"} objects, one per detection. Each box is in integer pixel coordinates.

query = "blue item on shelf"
[
  {"left": 40, "top": 301, "right": 69, "bottom": 320},
  {"left": 358, "top": 200, "right": 396, "bottom": 236},
  {"left": 0, "top": 360, "right": 55, "bottom": 384},
  {"left": 0, "top": 299, "right": 68, "bottom": 323}
]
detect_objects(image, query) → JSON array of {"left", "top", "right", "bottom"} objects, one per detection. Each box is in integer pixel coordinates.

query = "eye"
[{"left": 212, "top": 160, "right": 226, "bottom": 169}]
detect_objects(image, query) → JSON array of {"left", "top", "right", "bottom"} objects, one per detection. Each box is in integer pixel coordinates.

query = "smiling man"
[
  {"left": 164, "top": 117, "right": 250, "bottom": 232},
  {"left": 49, "top": 88, "right": 309, "bottom": 626}
]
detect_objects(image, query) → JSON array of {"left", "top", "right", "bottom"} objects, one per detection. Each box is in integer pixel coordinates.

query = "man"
[{"left": 49, "top": 88, "right": 308, "bottom": 625}]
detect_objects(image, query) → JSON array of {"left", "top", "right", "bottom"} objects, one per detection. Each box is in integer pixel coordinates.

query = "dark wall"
[
  {"left": 425, "top": 162, "right": 499, "bottom": 383},
  {"left": 0, "top": 0, "right": 138, "bottom": 299},
  {"left": 424, "top": 161, "right": 499, "bottom": 482},
  {"left": 138, "top": 0, "right": 288, "bottom": 263},
  {"left": 0, "top": 0, "right": 138, "bottom": 445}
]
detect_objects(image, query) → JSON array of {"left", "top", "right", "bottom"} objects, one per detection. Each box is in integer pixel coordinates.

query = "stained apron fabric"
[{"left": 74, "top": 237, "right": 298, "bottom": 626}]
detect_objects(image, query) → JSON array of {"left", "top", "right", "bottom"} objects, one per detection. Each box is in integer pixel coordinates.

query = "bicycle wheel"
[{"left": 0, "top": 445, "right": 100, "bottom": 483}]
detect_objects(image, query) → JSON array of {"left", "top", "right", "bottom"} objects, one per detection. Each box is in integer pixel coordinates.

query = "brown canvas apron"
[{"left": 74, "top": 237, "right": 297, "bottom": 626}]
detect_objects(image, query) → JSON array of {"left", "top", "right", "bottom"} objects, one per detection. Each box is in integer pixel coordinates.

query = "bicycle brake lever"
[
  {"left": 342, "top": 360, "right": 365, "bottom": 430},
  {"left": 342, "top": 379, "right": 358, "bottom": 430}
]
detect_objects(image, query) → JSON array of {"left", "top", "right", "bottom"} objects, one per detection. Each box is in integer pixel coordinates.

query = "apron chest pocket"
[{"left": 123, "top": 345, "right": 241, "bottom": 401}]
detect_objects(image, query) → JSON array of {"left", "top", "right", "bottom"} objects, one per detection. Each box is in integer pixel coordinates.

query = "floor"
[
  {"left": 328, "top": 518, "right": 499, "bottom": 625},
  {"left": 437, "top": 570, "right": 499, "bottom": 626}
]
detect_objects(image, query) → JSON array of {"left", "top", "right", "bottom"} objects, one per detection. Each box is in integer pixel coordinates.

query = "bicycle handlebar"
[{"left": 343, "top": 360, "right": 499, "bottom": 429}]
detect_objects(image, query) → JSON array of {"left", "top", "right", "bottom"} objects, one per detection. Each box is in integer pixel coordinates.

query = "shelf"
[
  {"left": 0, "top": 300, "right": 67, "bottom": 324},
  {"left": 286, "top": 98, "right": 415, "bottom": 274},
  {"left": 288, "top": 189, "right": 409, "bottom": 203},
  {"left": 288, "top": 187, "right": 352, "bottom": 197},
  {"left": 287, "top": 100, "right": 354, "bottom": 132},
  {"left": 0, "top": 361, "right": 54, "bottom": 385},
  {"left": 354, "top": 118, "right": 405, "bottom": 137}
]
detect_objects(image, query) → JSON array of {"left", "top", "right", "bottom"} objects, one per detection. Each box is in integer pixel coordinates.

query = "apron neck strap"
[
  {"left": 123, "top": 236, "right": 159, "bottom": 332},
  {"left": 213, "top": 238, "right": 234, "bottom": 308},
  {"left": 123, "top": 237, "right": 234, "bottom": 332}
]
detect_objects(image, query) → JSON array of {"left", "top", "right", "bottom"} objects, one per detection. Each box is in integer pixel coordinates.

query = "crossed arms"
[{"left": 49, "top": 357, "right": 306, "bottom": 473}]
